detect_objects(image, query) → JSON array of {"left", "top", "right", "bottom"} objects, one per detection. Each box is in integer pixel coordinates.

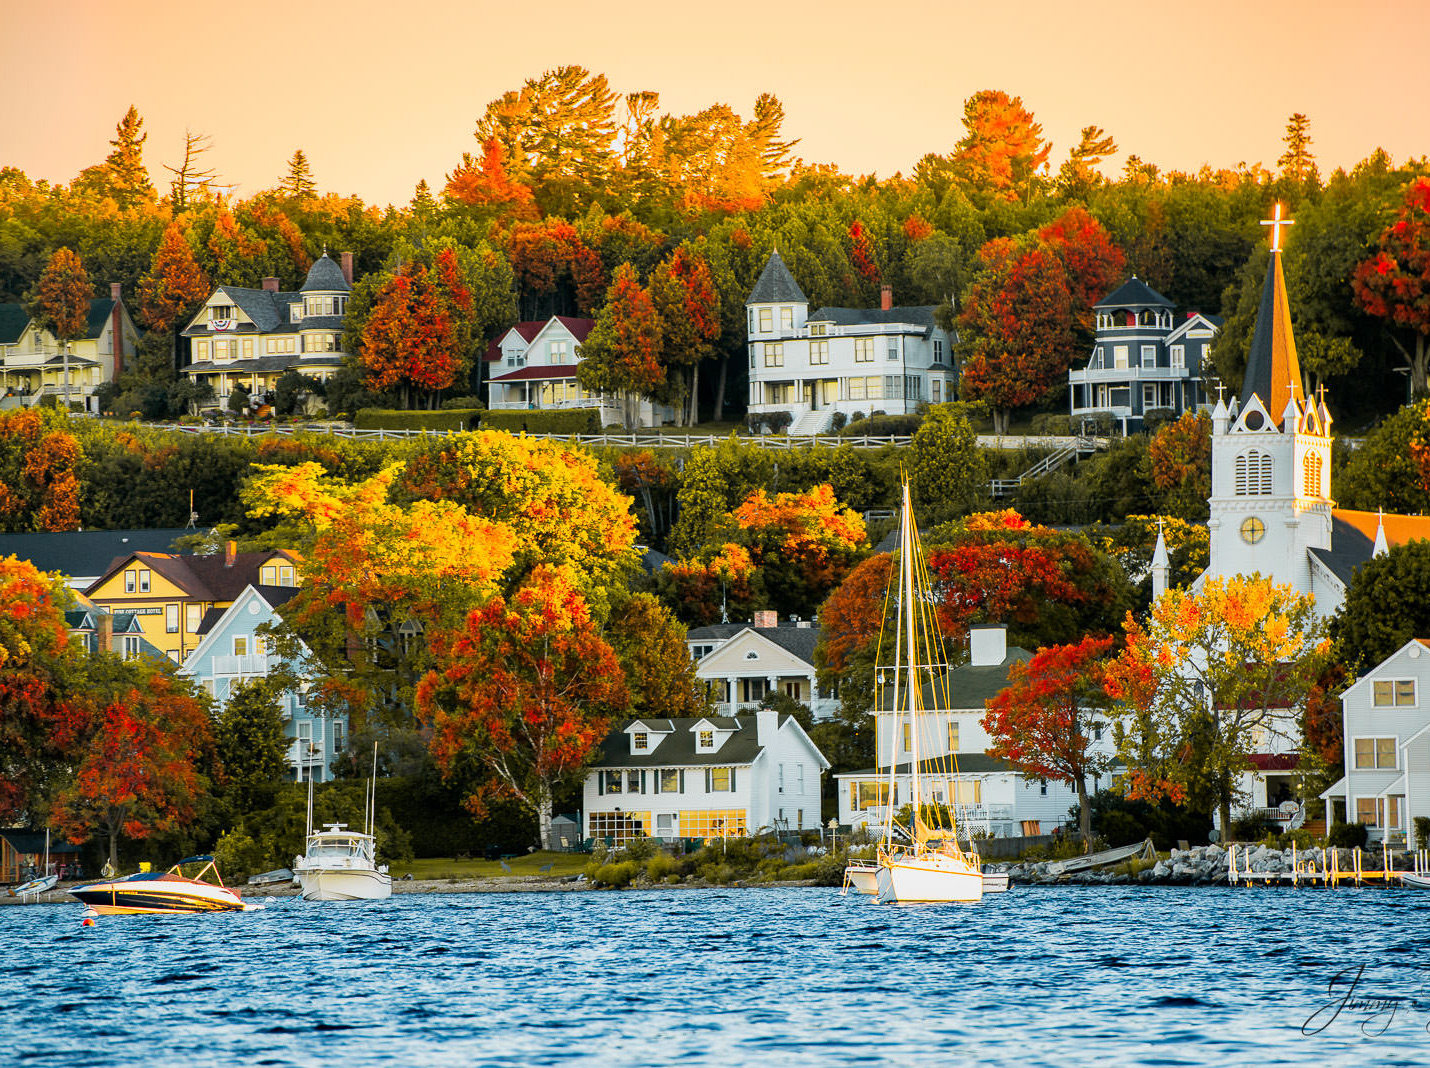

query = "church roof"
[
  {"left": 1240, "top": 251, "right": 1305, "bottom": 422},
  {"left": 748, "top": 250, "right": 807, "bottom": 305},
  {"left": 1096, "top": 277, "right": 1173, "bottom": 309},
  {"left": 1308, "top": 510, "right": 1430, "bottom": 587}
]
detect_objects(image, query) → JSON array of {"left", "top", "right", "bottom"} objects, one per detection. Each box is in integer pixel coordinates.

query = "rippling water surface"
[{"left": 5, "top": 886, "right": 1430, "bottom": 1065}]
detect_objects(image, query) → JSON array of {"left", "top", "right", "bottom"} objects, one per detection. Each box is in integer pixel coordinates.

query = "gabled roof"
[
  {"left": 484, "top": 321, "right": 546, "bottom": 362},
  {"left": 0, "top": 528, "right": 190, "bottom": 583},
  {"left": 1240, "top": 252, "right": 1304, "bottom": 419},
  {"left": 85, "top": 549, "right": 301, "bottom": 601},
  {"left": 0, "top": 304, "right": 30, "bottom": 344},
  {"left": 807, "top": 306, "right": 939, "bottom": 335},
  {"left": 748, "top": 250, "right": 807, "bottom": 305},
  {"left": 550, "top": 316, "right": 595, "bottom": 342},
  {"left": 1097, "top": 277, "right": 1173, "bottom": 309},
  {"left": 591, "top": 714, "right": 792, "bottom": 769},
  {"left": 687, "top": 623, "right": 821, "bottom": 665},
  {"left": 301, "top": 254, "right": 350, "bottom": 293},
  {"left": 1309, "top": 510, "right": 1430, "bottom": 587},
  {"left": 874, "top": 648, "right": 1033, "bottom": 711},
  {"left": 183, "top": 583, "right": 312, "bottom": 668},
  {"left": 82, "top": 299, "right": 118, "bottom": 340}
]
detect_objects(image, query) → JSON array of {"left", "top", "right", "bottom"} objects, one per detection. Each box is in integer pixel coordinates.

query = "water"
[{"left": 4, "top": 886, "right": 1429, "bottom": 1065}]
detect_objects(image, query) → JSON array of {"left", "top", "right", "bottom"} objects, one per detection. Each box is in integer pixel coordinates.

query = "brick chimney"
[
  {"left": 97, "top": 610, "right": 113, "bottom": 654},
  {"left": 880, "top": 284, "right": 893, "bottom": 311},
  {"left": 224, "top": 540, "right": 237, "bottom": 568},
  {"left": 341, "top": 252, "right": 354, "bottom": 285},
  {"left": 752, "top": 609, "right": 778, "bottom": 629},
  {"left": 262, "top": 277, "right": 279, "bottom": 293},
  {"left": 110, "top": 283, "right": 124, "bottom": 379}
]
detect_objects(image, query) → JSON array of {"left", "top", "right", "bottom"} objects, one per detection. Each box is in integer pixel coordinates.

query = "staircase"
[
  {"left": 990, "top": 436, "right": 1104, "bottom": 497},
  {"left": 788, "top": 409, "right": 834, "bottom": 436}
]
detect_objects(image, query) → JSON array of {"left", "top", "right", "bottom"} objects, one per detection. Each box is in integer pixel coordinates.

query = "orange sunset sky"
[{"left": 4, "top": 0, "right": 1427, "bottom": 206}]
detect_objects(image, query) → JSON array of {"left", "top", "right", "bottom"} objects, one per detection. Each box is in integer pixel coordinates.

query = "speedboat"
[
  {"left": 67, "top": 856, "right": 248, "bottom": 914},
  {"left": 293, "top": 824, "right": 392, "bottom": 901}
]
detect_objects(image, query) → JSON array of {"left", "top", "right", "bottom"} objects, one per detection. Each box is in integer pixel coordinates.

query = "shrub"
[
  {"left": 848, "top": 411, "right": 866, "bottom": 423},
  {"left": 1230, "top": 815, "right": 1276, "bottom": 842},
  {"left": 645, "top": 852, "right": 682, "bottom": 882},
  {"left": 1416, "top": 816, "right": 1430, "bottom": 850},
  {"left": 839, "top": 412, "right": 922, "bottom": 437},
  {"left": 479, "top": 408, "right": 600, "bottom": 435},
  {"left": 212, "top": 829, "right": 267, "bottom": 883},
  {"left": 592, "top": 860, "right": 639, "bottom": 888},
  {"left": 441, "top": 395, "right": 486, "bottom": 411},
  {"left": 353, "top": 408, "right": 480, "bottom": 432},
  {"left": 1029, "top": 413, "right": 1072, "bottom": 435},
  {"left": 1141, "top": 407, "right": 1178, "bottom": 433},
  {"left": 1327, "top": 821, "right": 1369, "bottom": 850},
  {"left": 829, "top": 411, "right": 848, "bottom": 431}
]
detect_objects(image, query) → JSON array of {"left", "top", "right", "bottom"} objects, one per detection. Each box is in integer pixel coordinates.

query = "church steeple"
[{"left": 1240, "top": 203, "right": 1305, "bottom": 422}]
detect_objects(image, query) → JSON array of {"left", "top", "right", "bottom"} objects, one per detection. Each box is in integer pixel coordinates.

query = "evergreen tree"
[
  {"left": 1278, "top": 113, "right": 1317, "bottom": 185},
  {"left": 103, "top": 106, "right": 156, "bottom": 208},
  {"left": 282, "top": 149, "right": 318, "bottom": 200}
]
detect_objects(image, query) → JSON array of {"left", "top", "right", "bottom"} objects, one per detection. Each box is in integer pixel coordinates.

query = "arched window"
[
  {"left": 1235, "top": 451, "right": 1274, "bottom": 496},
  {"left": 1303, "top": 450, "right": 1323, "bottom": 498}
]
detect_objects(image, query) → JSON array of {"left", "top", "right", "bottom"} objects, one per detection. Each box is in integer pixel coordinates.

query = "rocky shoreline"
[{"left": 995, "top": 843, "right": 1414, "bottom": 886}]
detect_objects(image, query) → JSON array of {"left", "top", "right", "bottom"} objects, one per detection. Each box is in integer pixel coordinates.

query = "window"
[
  {"left": 758, "top": 308, "right": 772, "bottom": 332},
  {"left": 1353, "top": 737, "right": 1398, "bottom": 769},
  {"left": 764, "top": 343, "right": 784, "bottom": 367},
  {"left": 1141, "top": 345, "right": 1157, "bottom": 368},
  {"left": 677, "top": 810, "right": 745, "bottom": 839},
  {"left": 854, "top": 339, "right": 874, "bottom": 363},
  {"left": 810, "top": 340, "right": 829, "bottom": 365},
  {"left": 778, "top": 763, "right": 784, "bottom": 793},
  {"left": 887, "top": 342, "right": 899, "bottom": 362},
  {"left": 947, "top": 721, "right": 960, "bottom": 751},
  {"left": 699, "top": 730, "right": 714, "bottom": 749},
  {"left": 1303, "top": 451, "right": 1323, "bottom": 498},
  {"left": 589, "top": 811, "right": 649, "bottom": 845},
  {"left": 165, "top": 604, "right": 179, "bottom": 634},
  {"left": 261, "top": 565, "right": 277, "bottom": 585},
  {"left": 139, "top": 570, "right": 151, "bottom": 592},
  {"left": 550, "top": 341, "right": 568, "bottom": 364},
  {"left": 659, "top": 769, "right": 681, "bottom": 793},
  {"left": 1170, "top": 345, "right": 1186, "bottom": 368},
  {"left": 885, "top": 376, "right": 904, "bottom": 401},
  {"left": 1234, "top": 451, "right": 1274, "bottom": 496},
  {"left": 185, "top": 603, "right": 201, "bottom": 632},
  {"left": 603, "top": 771, "right": 622, "bottom": 794},
  {"left": 742, "top": 678, "right": 768, "bottom": 703},
  {"left": 931, "top": 379, "right": 942, "bottom": 403},
  {"left": 1356, "top": 797, "right": 1380, "bottom": 827},
  {"left": 1388, "top": 796, "right": 1403, "bottom": 828},
  {"left": 200, "top": 678, "right": 215, "bottom": 696},
  {"left": 626, "top": 770, "right": 643, "bottom": 793},
  {"left": 195, "top": 341, "right": 210, "bottom": 361},
  {"left": 210, "top": 305, "right": 235, "bottom": 322},
  {"left": 810, "top": 323, "right": 827, "bottom": 337},
  {"left": 1373, "top": 680, "right": 1415, "bottom": 707},
  {"left": 1113, "top": 345, "right": 1129, "bottom": 369},
  {"left": 332, "top": 720, "right": 346, "bottom": 755},
  {"left": 848, "top": 377, "right": 865, "bottom": 401},
  {"left": 1143, "top": 383, "right": 1158, "bottom": 409},
  {"left": 706, "top": 767, "right": 735, "bottom": 792},
  {"left": 780, "top": 307, "right": 794, "bottom": 330},
  {"left": 903, "top": 722, "right": 911, "bottom": 752},
  {"left": 865, "top": 377, "right": 883, "bottom": 400},
  {"left": 933, "top": 339, "right": 944, "bottom": 365},
  {"left": 124, "top": 569, "right": 136, "bottom": 594},
  {"left": 633, "top": 732, "right": 648, "bottom": 751},
  {"left": 852, "top": 781, "right": 889, "bottom": 810},
  {"left": 233, "top": 636, "right": 248, "bottom": 657}
]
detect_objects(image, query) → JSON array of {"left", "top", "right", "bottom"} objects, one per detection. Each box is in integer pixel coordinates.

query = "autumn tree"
[
  {"left": 74, "top": 106, "right": 155, "bottom": 208},
  {"left": 983, "top": 636, "right": 1118, "bottom": 850},
  {"left": 1145, "top": 410, "right": 1211, "bottom": 520},
  {"left": 606, "top": 592, "right": 709, "bottom": 720},
  {"left": 578, "top": 262, "right": 664, "bottom": 430},
  {"left": 444, "top": 135, "right": 538, "bottom": 220},
  {"left": 649, "top": 244, "right": 721, "bottom": 425},
  {"left": 952, "top": 90, "right": 1051, "bottom": 204},
  {"left": 908, "top": 403, "right": 988, "bottom": 525},
  {"left": 1278, "top": 113, "right": 1317, "bottom": 185},
  {"left": 29, "top": 247, "right": 91, "bottom": 342},
  {"left": 1058, "top": 125, "right": 1118, "bottom": 197},
  {"left": 418, "top": 566, "right": 630, "bottom": 850},
  {"left": 1353, "top": 177, "right": 1430, "bottom": 398},
  {"left": 137, "top": 221, "right": 210, "bottom": 371},
  {"left": 728, "top": 483, "right": 867, "bottom": 617},
  {"left": 357, "top": 260, "right": 463, "bottom": 408},
  {"left": 1105, "top": 575, "right": 1331, "bottom": 832},
  {"left": 52, "top": 663, "right": 214, "bottom": 872},
  {"left": 0, "top": 409, "right": 83, "bottom": 532},
  {"left": 503, "top": 218, "right": 606, "bottom": 319}
]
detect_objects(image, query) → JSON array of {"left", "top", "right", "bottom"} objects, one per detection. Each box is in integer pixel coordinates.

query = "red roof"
[
  {"left": 483, "top": 321, "right": 546, "bottom": 362},
  {"left": 1247, "top": 754, "right": 1299, "bottom": 771},
  {"left": 488, "top": 365, "right": 579, "bottom": 382},
  {"left": 552, "top": 316, "right": 595, "bottom": 342}
]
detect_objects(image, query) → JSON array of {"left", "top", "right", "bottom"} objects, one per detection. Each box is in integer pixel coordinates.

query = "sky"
[{"left": 4, "top": 0, "right": 1427, "bottom": 207}]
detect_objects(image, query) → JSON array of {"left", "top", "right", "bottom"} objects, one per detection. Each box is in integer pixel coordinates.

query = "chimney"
[
  {"left": 756, "top": 706, "right": 779, "bottom": 746},
  {"left": 341, "top": 252, "right": 354, "bottom": 285},
  {"left": 969, "top": 625, "right": 1007, "bottom": 668},
  {"left": 752, "top": 609, "right": 778, "bottom": 629},
  {"left": 110, "top": 283, "right": 124, "bottom": 379},
  {"left": 98, "top": 610, "right": 113, "bottom": 654},
  {"left": 262, "top": 277, "right": 279, "bottom": 293},
  {"left": 224, "top": 540, "right": 237, "bottom": 568},
  {"left": 880, "top": 284, "right": 893, "bottom": 311}
]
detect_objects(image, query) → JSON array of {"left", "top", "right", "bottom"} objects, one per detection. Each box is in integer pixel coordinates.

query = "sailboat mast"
[
  {"left": 901, "top": 481, "right": 921, "bottom": 821},
  {"left": 883, "top": 500, "right": 907, "bottom": 853}
]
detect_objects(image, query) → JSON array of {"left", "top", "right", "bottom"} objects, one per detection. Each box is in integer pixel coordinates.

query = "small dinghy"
[
  {"left": 1401, "top": 872, "right": 1430, "bottom": 890},
  {"left": 9, "top": 874, "right": 59, "bottom": 900}
]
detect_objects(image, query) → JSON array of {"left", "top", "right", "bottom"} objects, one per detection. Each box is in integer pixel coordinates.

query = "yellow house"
[
  {"left": 84, "top": 545, "right": 301, "bottom": 663},
  {"left": 0, "top": 285, "right": 140, "bottom": 413}
]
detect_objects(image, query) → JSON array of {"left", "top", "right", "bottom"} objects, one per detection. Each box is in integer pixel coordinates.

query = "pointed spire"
[
  {"left": 1241, "top": 203, "right": 1305, "bottom": 424},
  {"left": 1211, "top": 382, "right": 1229, "bottom": 434},
  {"left": 748, "top": 248, "right": 807, "bottom": 305},
  {"left": 1317, "top": 383, "right": 1333, "bottom": 433},
  {"left": 1151, "top": 518, "right": 1170, "bottom": 600},
  {"left": 1373, "top": 509, "right": 1389, "bottom": 558}
]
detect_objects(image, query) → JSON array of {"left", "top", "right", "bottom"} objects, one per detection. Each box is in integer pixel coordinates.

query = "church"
[{"left": 1191, "top": 206, "right": 1430, "bottom": 615}]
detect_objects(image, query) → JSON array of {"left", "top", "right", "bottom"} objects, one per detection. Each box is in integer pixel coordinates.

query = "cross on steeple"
[{"left": 1260, "top": 202, "right": 1295, "bottom": 253}]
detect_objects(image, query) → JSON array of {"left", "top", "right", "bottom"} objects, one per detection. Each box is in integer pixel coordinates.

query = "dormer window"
[
  {"left": 699, "top": 730, "right": 714, "bottom": 749},
  {"left": 810, "top": 323, "right": 827, "bottom": 337},
  {"left": 633, "top": 732, "right": 648, "bottom": 751},
  {"left": 210, "top": 304, "right": 235, "bottom": 322}
]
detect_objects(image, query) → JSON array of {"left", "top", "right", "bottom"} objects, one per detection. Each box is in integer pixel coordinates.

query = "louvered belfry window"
[{"left": 1235, "top": 451, "right": 1274, "bottom": 496}]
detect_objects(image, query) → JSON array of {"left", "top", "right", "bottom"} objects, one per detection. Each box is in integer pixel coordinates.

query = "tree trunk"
[
  {"left": 688, "top": 361, "right": 700, "bottom": 427},
  {"left": 1414, "top": 334, "right": 1428, "bottom": 400},
  {"left": 993, "top": 407, "right": 1010, "bottom": 435},
  {"left": 1076, "top": 775, "right": 1092, "bottom": 853},
  {"left": 714, "top": 355, "right": 728, "bottom": 423},
  {"left": 535, "top": 780, "right": 553, "bottom": 852}
]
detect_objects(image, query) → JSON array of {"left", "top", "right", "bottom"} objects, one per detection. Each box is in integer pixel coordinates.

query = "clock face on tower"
[{"left": 1240, "top": 516, "right": 1266, "bottom": 545}]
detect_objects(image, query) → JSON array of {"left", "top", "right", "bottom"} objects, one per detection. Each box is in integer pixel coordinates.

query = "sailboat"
[{"left": 867, "top": 479, "right": 983, "bottom": 904}]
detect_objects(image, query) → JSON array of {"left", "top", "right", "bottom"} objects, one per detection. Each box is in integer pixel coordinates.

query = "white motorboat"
[{"left": 293, "top": 757, "right": 391, "bottom": 901}]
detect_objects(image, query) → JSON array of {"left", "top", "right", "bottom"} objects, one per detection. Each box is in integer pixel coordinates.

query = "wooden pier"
[{"left": 1227, "top": 843, "right": 1430, "bottom": 888}]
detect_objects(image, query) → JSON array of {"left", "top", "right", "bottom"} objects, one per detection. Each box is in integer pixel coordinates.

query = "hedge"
[
  {"left": 353, "top": 408, "right": 481, "bottom": 431},
  {"left": 1029, "top": 413, "right": 1072, "bottom": 435},
  {"left": 479, "top": 408, "right": 601, "bottom": 435}
]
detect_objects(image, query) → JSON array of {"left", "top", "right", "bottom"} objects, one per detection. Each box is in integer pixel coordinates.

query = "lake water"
[{"left": 4, "top": 885, "right": 1430, "bottom": 1065}]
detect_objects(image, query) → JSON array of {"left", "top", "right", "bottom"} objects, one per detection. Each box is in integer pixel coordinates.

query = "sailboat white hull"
[
  {"left": 298, "top": 867, "right": 392, "bottom": 901},
  {"left": 876, "top": 854, "right": 984, "bottom": 903}
]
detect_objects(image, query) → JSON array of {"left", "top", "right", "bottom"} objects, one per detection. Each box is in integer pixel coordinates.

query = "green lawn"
[{"left": 391, "top": 852, "right": 588, "bottom": 881}]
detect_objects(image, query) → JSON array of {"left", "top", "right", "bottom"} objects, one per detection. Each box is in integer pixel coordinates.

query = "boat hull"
[
  {"left": 982, "top": 872, "right": 1010, "bottom": 893},
  {"left": 298, "top": 867, "right": 392, "bottom": 901},
  {"left": 843, "top": 863, "right": 879, "bottom": 896},
  {"left": 68, "top": 877, "right": 244, "bottom": 915},
  {"left": 9, "top": 874, "right": 58, "bottom": 898},
  {"left": 876, "top": 854, "right": 984, "bottom": 903}
]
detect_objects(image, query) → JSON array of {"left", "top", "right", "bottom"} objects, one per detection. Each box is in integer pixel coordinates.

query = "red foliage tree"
[
  {"left": 649, "top": 245, "right": 722, "bottom": 425},
  {"left": 444, "top": 135, "right": 538, "bottom": 220},
  {"left": 577, "top": 262, "right": 664, "bottom": 429},
  {"left": 418, "top": 567, "right": 630, "bottom": 850},
  {"left": 504, "top": 218, "right": 606, "bottom": 317},
  {"left": 982, "top": 636, "right": 1118, "bottom": 849},
  {"left": 1353, "top": 176, "right": 1430, "bottom": 398},
  {"left": 358, "top": 261, "right": 461, "bottom": 407},
  {"left": 847, "top": 220, "right": 880, "bottom": 284},
  {"left": 816, "top": 553, "right": 894, "bottom": 675},
  {"left": 138, "top": 220, "right": 210, "bottom": 332}
]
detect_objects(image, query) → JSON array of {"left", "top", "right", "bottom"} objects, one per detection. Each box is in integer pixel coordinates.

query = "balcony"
[
  {"left": 211, "top": 653, "right": 273, "bottom": 676},
  {"left": 1069, "top": 365, "right": 1195, "bottom": 384}
]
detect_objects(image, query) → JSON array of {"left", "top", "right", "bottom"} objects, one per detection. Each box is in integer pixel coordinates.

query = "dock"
[{"left": 1227, "top": 843, "right": 1430, "bottom": 887}]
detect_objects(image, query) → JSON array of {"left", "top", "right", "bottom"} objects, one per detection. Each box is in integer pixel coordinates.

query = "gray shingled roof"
[
  {"left": 838, "top": 754, "right": 1015, "bottom": 776},
  {"left": 748, "top": 250, "right": 807, "bottom": 305},
  {"left": 686, "top": 623, "right": 821, "bottom": 665},
  {"left": 302, "top": 254, "right": 351, "bottom": 293},
  {"left": 1308, "top": 516, "right": 1378, "bottom": 588},
  {"left": 1097, "top": 277, "right": 1173, "bottom": 309},
  {"left": 808, "top": 306, "right": 939, "bottom": 336},
  {"left": 1240, "top": 255, "right": 1283, "bottom": 411},
  {"left": 0, "top": 528, "right": 190, "bottom": 581},
  {"left": 874, "top": 649, "right": 1032, "bottom": 711},
  {"left": 591, "top": 714, "right": 793, "bottom": 769}
]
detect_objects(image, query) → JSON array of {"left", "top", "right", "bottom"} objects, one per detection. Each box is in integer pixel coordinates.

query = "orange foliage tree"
[
  {"left": 1352, "top": 176, "right": 1430, "bottom": 398},
  {"left": 28, "top": 247, "right": 91, "bottom": 342},
  {"left": 0, "top": 409, "right": 82, "bottom": 532},
  {"left": 649, "top": 244, "right": 721, "bottom": 426},
  {"left": 1147, "top": 410, "right": 1212, "bottom": 520},
  {"left": 577, "top": 262, "right": 664, "bottom": 430},
  {"left": 358, "top": 259, "right": 463, "bottom": 408},
  {"left": 417, "top": 567, "right": 630, "bottom": 850},
  {"left": 658, "top": 543, "right": 758, "bottom": 627},
  {"left": 138, "top": 220, "right": 210, "bottom": 332},
  {"left": 445, "top": 135, "right": 538, "bottom": 220},
  {"left": 952, "top": 89, "right": 1051, "bottom": 203},
  {"left": 503, "top": 218, "right": 606, "bottom": 318},
  {"left": 730, "top": 483, "right": 867, "bottom": 617},
  {"left": 983, "top": 636, "right": 1118, "bottom": 850}
]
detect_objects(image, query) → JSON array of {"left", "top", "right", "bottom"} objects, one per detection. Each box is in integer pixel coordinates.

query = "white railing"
[{"left": 211, "top": 653, "right": 273, "bottom": 676}]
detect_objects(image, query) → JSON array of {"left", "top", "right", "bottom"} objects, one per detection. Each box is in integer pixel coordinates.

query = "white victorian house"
[
  {"left": 581, "top": 710, "right": 829, "bottom": 845},
  {"left": 180, "top": 583, "right": 345, "bottom": 783},
  {"left": 1321, "top": 639, "right": 1430, "bottom": 844},
  {"left": 484, "top": 315, "right": 672, "bottom": 427},
  {"left": 835, "top": 625, "right": 1115, "bottom": 836},
  {"left": 744, "top": 250, "right": 956, "bottom": 435},
  {"left": 687, "top": 611, "right": 838, "bottom": 722}
]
